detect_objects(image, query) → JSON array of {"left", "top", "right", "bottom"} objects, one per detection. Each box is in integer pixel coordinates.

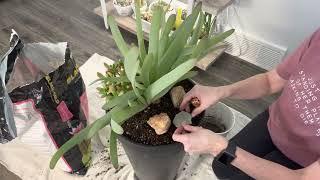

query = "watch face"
[{"left": 219, "top": 153, "right": 230, "bottom": 164}]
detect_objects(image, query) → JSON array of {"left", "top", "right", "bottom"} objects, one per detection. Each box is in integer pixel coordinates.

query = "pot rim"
[
  {"left": 118, "top": 133, "right": 183, "bottom": 150},
  {"left": 208, "top": 102, "right": 236, "bottom": 135}
]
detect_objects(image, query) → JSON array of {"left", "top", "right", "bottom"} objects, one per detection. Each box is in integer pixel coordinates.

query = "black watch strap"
[{"left": 216, "top": 142, "right": 237, "bottom": 165}]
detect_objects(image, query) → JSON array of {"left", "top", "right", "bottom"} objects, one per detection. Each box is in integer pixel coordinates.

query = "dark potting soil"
[
  {"left": 122, "top": 80, "right": 203, "bottom": 146},
  {"left": 200, "top": 120, "right": 226, "bottom": 133}
]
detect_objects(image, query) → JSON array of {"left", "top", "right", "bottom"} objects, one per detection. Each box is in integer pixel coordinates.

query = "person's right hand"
[{"left": 180, "top": 85, "right": 226, "bottom": 117}]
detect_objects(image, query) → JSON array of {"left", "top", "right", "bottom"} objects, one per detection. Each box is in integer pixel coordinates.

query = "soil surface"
[
  {"left": 122, "top": 80, "right": 203, "bottom": 145},
  {"left": 200, "top": 120, "right": 226, "bottom": 133}
]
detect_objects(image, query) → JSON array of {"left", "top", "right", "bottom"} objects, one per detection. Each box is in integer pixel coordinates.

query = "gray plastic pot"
[
  {"left": 118, "top": 135, "right": 185, "bottom": 180},
  {"left": 118, "top": 111, "right": 203, "bottom": 180},
  {"left": 201, "top": 102, "right": 235, "bottom": 137}
]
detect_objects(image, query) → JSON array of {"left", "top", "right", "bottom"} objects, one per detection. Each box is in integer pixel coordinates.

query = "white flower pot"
[
  {"left": 131, "top": 2, "right": 148, "bottom": 16},
  {"left": 113, "top": 0, "right": 133, "bottom": 16},
  {"left": 201, "top": 102, "right": 235, "bottom": 137}
]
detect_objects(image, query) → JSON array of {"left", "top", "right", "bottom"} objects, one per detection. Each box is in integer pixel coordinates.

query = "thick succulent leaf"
[
  {"left": 111, "top": 119, "right": 124, "bottom": 134},
  {"left": 151, "top": 70, "right": 198, "bottom": 102},
  {"left": 103, "top": 90, "right": 136, "bottom": 110},
  {"left": 133, "top": 86, "right": 147, "bottom": 105},
  {"left": 170, "top": 45, "right": 196, "bottom": 69},
  {"left": 192, "top": 29, "right": 235, "bottom": 59},
  {"left": 124, "top": 47, "right": 140, "bottom": 83},
  {"left": 110, "top": 131, "right": 118, "bottom": 168},
  {"left": 171, "top": 55, "right": 191, "bottom": 70},
  {"left": 111, "top": 100, "right": 147, "bottom": 124},
  {"left": 161, "top": 14, "right": 176, "bottom": 38},
  {"left": 135, "top": 82, "right": 146, "bottom": 90},
  {"left": 145, "top": 58, "right": 197, "bottom": 102},
  {"left": 157, "top": 28, "right": 188, "bottom": 77},
  {"left": 148, "top": 7, "right": 162, "bottom": 63},
  {"left": 158, "top": 4, "right": 201, "bottom": 76},
  {"left": 207, "top": 29, "right": 235, "bottom": 48},
  {"left": 158, "top": 36, "right": 169, "bottom": 62},
  {"left": 189, "top": 11, "right": 204, "bottom": 46},
  {"left": 158, "top": 14, "right": 176, "bottom": 61},
  {"left": 141, "top": 53, "right": 153, "bottom": 86},
  {"left": 124, "top": 47, "right": 146, "bottom": 104},
  {"left": 191, "top": 38, "right": 209, "bottom": 59},
  {"left": 108, "top": 16, "right": 129, "bottom": 56},
  {"left": 134, "top": 0, "right": 146, "bottom": 61},
  {"left": 50, "top": 113, "right": 111, "bottom": 169}
]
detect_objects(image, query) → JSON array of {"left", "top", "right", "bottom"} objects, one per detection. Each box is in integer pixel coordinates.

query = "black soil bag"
[{"left": 0, "top": 30, "right": 91, "bottom": 175}]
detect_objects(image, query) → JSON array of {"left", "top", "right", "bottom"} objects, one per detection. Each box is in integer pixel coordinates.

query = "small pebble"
[{"left": 191, "top": 97, "right": 201, "bottom": 107}]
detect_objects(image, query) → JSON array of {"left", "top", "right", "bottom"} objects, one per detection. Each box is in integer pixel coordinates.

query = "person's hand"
[
  {"left": 172, "top": 124, "right": 228, "bottom": 156},
  {"left": 180, "top": 85, "right": 226, "bottom": 117}
]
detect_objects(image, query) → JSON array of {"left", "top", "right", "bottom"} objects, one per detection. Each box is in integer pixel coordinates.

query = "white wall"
[{"left": 228, "top": 0, "right": 320, "bottom": 54}]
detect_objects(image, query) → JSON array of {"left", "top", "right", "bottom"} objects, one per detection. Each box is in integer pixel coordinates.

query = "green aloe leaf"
[
  {"left": 111, "top": 100, "right": 147, "bottom": 124},
  {"left": 111, "top": 119, "right": 124, "bottom": 134},
  {"left": 110, "top": 131, "right": 118, "bottom": 168},
  {"left": 108, "top": 16, "right": 129, "bottom": 56},
  {"left": 134, "top": 0, "right": 146, "bottom": 61},
  {"left": 148, "top": 7, "right": 162, "bottom": 63},
  {"left": 158, "top": 14, "right": 176, "bottom": 61},
  {"left": 135, "top": 82, "right": 146, "bottom": 90},
  {"left": 171, "top": 55, "right": 191, "bottom": 70},
  {"left": 103, "top": 90, "right": 136, "bottom": 110},
  {"left": 145, "top": 58, "right": 197, "bottom": 102},
  {"left": 50, "top": 113, "right": 111, "bottom": 169},
  {"left": 157, "top": 28, "right": 189, "bottom": 77},
  {"left": 207, "top": 29, "right": 235, "bottom": 48},
  {"left": 157, "top": 4, "right": 201, "bottom": 76},
  {"left": 124, "top": 47, "right": 140, "bottom": 83},
  {"left": 151, "top": 70, "right": 197, "bottom": 102},
  {"left": 192, "top": 29, "right": 234, "bottom": 59},
  {"left": 124, "top": 47, "right": 147, "bottom": 104},
  {"left": 170, "top": 45, "right": 196, "bottom": 69},
  {"left": 189, "top": 11, "right": 204, "bottom": 46},
  {"left": 141, "top": 53, "right": 153, "bottom": 86}
]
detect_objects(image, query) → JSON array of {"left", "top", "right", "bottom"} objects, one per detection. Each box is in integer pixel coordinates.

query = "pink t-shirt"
[{"left": 268, "top": 29, "right": 320, "bottom": 167}]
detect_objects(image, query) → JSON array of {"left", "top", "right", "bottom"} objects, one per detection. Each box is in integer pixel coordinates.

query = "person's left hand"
[{"left": 172, "top": 124, "right": 228, "bottom": 156}]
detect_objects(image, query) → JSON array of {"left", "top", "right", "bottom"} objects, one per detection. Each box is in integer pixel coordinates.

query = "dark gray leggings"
[{"left": 212, "top": 110, "right": 302, "bottom": 180}]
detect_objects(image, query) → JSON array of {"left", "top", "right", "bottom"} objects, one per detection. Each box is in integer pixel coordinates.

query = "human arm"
[
  {"left": 180, "top": 69, "right": 287, "bottom": 116},
  {"left": 231, "top": 147, "right": 320, "bottom": 180},
  {"left": 172, "top": 124, "right": 320, "bottom": 180}
]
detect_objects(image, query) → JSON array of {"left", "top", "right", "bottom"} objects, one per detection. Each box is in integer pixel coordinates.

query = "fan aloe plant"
[{"left": 50, "top": 1, "right": 234, "bottom": 169}]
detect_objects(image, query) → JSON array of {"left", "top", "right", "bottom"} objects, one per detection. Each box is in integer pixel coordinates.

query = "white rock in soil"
[
  {"left": 147, "top": 113, "right": 171, "bottom": 135},
  {"left": 170, "top": 86, "right": 186, "bottom": 108}
]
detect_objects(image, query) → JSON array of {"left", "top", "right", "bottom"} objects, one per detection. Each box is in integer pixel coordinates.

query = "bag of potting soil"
[{"left": 0, "top": 30, "right": 91, "bottom": 175}]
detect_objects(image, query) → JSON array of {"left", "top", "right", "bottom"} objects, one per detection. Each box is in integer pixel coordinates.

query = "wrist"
[
  {"left": 217, "top": 86, "right": 232, "bottom": 99},
  {"left": 210, "top": 139, "right": 228, "bottom": 157}
]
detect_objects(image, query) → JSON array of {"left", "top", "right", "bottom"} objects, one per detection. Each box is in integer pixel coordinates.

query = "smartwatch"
[{"left": 216, "top": 142, "right": 237, "bottom": 165}]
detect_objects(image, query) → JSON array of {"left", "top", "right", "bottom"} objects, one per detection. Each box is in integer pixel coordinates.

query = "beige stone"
[
  {"left": 170, "top": 86, "right": 186, "bottom": 108},
  {"left": 147, "top": 113, "right": 171, "bottom": 135}
]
